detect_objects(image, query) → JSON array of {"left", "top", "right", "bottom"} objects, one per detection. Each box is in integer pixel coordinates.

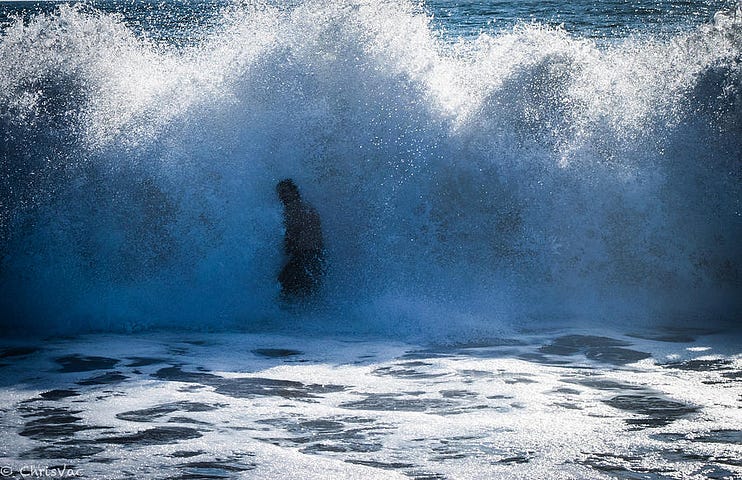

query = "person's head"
[{"left": 277, "top": 178, "right": 300, "bottom": 203}]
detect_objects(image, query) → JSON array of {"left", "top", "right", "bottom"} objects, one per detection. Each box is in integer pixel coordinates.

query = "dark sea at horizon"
[{"left": 0, "top": 0, "right": 736, "bottom": 45}]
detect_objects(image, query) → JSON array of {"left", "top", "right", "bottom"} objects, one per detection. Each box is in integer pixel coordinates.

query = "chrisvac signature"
[{"left": 1, "top": 464, "right": 83, "bottom": 478}]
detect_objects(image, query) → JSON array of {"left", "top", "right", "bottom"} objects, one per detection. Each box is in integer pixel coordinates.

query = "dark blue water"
[
  {"left": 427, "top": 0, "right": 733, "bottom": 39},
  {"left": 0, "top": 0, "right": 734, "bottom": 45}
]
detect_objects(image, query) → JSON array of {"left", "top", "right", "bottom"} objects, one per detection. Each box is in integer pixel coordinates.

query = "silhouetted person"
[{"left": 277, "top": 179, "right": 325, "bottom": 297}]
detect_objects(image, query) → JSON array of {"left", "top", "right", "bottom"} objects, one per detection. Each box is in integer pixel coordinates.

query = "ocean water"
[
  {"left": 0, "top": 0, "right": 740, "bottom": 337},
  {"left": 0, "top": 0, "right": 741, "bottom": 478}
]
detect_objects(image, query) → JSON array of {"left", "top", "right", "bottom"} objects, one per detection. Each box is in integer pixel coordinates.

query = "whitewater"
[{"left": 0, "top": 0, "right": 740, "bottom": 478}]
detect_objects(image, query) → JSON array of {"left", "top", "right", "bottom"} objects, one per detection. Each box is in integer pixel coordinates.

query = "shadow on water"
[
  {"left": 538, "top": 335, "right": 652, "bottom": 366},
  {"left": 252, "top": 348, "right": 303, "bottom": 358},
  {"left": 55, "top": 355, "right": 120, "bottom": 373},
  {"left": 153, "top": 366, "right": 347, "bottom": 400},
  {"left": 116, "top": 401, "right": 222, "bottom": 423},
  {"left": 99, "top": 426, "right": 204, "bottom": 445},
  {"left": 1, "top": 347, "right": 41, "bottom": 358},
  {"left": 603, "top": 394, "right": 699, "bottom": 429}
]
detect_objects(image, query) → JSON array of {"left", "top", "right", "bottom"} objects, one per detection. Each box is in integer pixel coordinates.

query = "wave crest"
[{"left": 1, "top": 0, "right": 740, "bottom": 336}]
